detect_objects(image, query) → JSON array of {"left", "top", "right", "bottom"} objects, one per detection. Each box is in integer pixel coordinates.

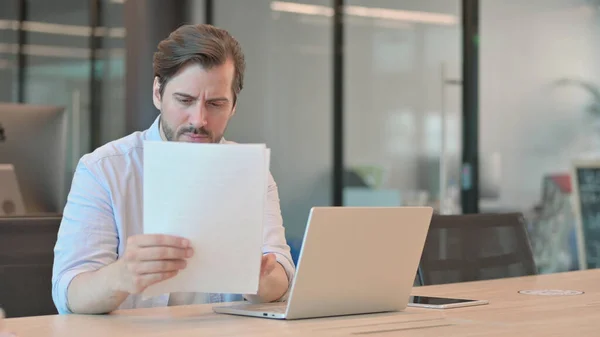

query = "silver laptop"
[{"left": 213, "top": 206, "right": 433, "bottom": 320}]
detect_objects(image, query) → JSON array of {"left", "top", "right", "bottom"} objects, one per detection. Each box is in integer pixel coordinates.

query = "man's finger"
[
  {"left": 136, "top": 246, "right": 193, "bottom": 261},
  {"left": 133, "top": 271, "right": 179, "bottom": 293},
  {"left": 261, "top": 254, "right": 277, "bottom": 276},
  {"left": 129, "top": 234, "right": 190, "bottom": 248},
  {"left": 260, "top": 254, "right": 273, "bottom": 267},
  {"left": 133, "top": 259, "right": 187, "bottom": 274}
]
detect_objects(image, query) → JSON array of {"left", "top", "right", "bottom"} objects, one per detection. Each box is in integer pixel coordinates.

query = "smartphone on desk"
[{"left": 407, "top": 296, "right": 489, "bottom": 309}]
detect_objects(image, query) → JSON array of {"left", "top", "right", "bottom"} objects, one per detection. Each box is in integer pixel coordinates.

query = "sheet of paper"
[{"left": 142, "top": 141, "right": 269, "bottom": 297}]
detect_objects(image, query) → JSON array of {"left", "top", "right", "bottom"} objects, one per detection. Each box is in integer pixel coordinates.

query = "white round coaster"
[{"left": 518, "top": 289, "right": 584, "bottom": 296}]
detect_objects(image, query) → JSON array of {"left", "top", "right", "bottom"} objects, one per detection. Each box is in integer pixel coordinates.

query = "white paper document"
[{"left": 142, "top": 141, "right": 270, "bottom": 297}]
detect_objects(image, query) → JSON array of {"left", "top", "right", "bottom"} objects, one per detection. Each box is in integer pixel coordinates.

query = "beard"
[{"left": 161, "top": 118, "right": 221, "bottom": 143}]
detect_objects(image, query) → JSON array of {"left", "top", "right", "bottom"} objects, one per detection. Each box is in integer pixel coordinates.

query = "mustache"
[{"left": 177, "top": 126, "right": 212, "bottom": 137}]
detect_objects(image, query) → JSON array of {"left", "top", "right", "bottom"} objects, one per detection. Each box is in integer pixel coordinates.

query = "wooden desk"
[{"left": 5, "top": 269, "right": 600, "bottom": 336}]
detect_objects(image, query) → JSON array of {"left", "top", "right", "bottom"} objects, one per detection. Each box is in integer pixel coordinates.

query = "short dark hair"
[{"left": 153, "top": 24, "right": 245, "bottom": 103}]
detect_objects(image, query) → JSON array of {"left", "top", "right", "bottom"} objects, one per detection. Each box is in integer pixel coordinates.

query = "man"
[{"left": 52, "top": 24, "right": 295, "bottom": 315}]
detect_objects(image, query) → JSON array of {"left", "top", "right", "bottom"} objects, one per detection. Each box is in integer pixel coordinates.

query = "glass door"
[{"left": 343, "top": 0, "right": 463, "bottom": 214}]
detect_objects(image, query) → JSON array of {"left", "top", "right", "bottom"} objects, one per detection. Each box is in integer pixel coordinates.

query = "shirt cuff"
[
  {"left": 272, "top": 252, "right": 294, "bottom": 302},
  {"left": 53, "top": 268, "right": 90, "bottom": 314}
]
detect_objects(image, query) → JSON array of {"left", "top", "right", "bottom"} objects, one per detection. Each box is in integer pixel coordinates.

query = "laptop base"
[{"left": 214, "top": 302, "right": 287, "bottom": 319}]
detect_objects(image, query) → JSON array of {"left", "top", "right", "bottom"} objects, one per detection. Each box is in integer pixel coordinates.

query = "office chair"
[
  {"left": 0, "top": 215, "right": 61, "bottom": 317},
  {"left": 415, "top": 266, "right": 425, "bottom": 287},
  {"left": 418, "top": 213, "right": 537, "bottom": 286}
]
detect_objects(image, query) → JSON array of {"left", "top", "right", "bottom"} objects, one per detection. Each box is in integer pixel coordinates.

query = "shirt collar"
[{"left": 145, "top": 115, "right": 162, "bottom": 141}]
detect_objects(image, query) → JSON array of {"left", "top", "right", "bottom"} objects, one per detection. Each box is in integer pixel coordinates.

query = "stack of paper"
[{"left": 142, "top": 141, "right": 270, "bottom": 297}]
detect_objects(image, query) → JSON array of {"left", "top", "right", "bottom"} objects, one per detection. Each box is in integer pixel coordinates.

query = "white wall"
[{"left": 480, "top": 0, "right": 600, "bottom": 211}]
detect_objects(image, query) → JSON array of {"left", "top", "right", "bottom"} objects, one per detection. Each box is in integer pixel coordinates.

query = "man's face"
[{"left": 153, "top": 60, "right": 236, "bottom": 143}]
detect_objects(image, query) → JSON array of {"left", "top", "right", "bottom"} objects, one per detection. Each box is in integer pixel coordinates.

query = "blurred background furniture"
[
  {"left": 0, "top": 215, "right": 61, "bottom": 317},
  {"left": 418, "top": 213, "right": 537, "bottom": 285}
]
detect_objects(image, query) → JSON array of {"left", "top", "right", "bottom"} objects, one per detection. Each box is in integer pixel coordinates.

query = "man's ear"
[
  {"left": 230, "top": 103, "right": 237, "bottom": 117},
  {"left": 230, "top": 96, "right": 238, "bottom": 117},
  {"left": 152, "top": 77, "right": 162, "bottom": 110}
]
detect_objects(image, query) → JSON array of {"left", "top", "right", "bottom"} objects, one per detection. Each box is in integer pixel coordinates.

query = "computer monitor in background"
[
  {"left": 0, "top": 103, "right": 68, "bottom": 215},
  {"left": 0, "top": 164, "right": 26, "bottom": 216}
]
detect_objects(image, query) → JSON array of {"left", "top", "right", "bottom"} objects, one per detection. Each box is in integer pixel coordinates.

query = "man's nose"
[{"left": 188, "top": 104, "right": 207, "bottom": 127}]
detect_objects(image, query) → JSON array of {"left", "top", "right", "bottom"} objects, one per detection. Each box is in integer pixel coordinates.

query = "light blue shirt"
[{"left": 52, "top": 116, "right": 296, "bottom": 314}]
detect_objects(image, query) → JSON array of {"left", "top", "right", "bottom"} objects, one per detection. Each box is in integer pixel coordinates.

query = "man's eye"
[
  {"left": 209, "top": 102, "right": 224, "bottom": 108},
  {"left": 179, "top": 98, "right": 193, "bottom": 104}
]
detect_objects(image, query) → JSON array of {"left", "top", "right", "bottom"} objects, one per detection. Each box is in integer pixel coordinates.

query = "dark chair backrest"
[
  {"left": 418, "top": 213, "right": 537, "bottom": 286},
  {"left": 0, "top": 215, "right": 60, "bottom": 317}
]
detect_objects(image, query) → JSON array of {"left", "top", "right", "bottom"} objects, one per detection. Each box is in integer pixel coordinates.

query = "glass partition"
[{"left": 343, "top": 0, "right": 463, "bottom": 214}]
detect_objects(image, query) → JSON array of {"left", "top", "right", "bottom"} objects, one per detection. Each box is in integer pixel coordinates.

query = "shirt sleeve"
[
  {"left": 52, "top": 158, "right": 119, "bottom": 314},
  {"left": 245, "top": 172, "right": 296, "bottom": 303},
  {"left": 264, "top": 172, "right": 296, "bottom": 301}
]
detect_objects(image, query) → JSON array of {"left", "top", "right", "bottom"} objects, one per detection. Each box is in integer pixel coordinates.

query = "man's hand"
[
  {"left": 114, "top": 234, "right": 193, "bottom": 294},
  {"left": 247, "top": 253, "right": 289, "bottom": 303},
  {"left": 260, "top": 253, "right": 278, "bottom": 278},
  {"left": 66, "top": 234, "right": 193, "bottom": 314}
]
